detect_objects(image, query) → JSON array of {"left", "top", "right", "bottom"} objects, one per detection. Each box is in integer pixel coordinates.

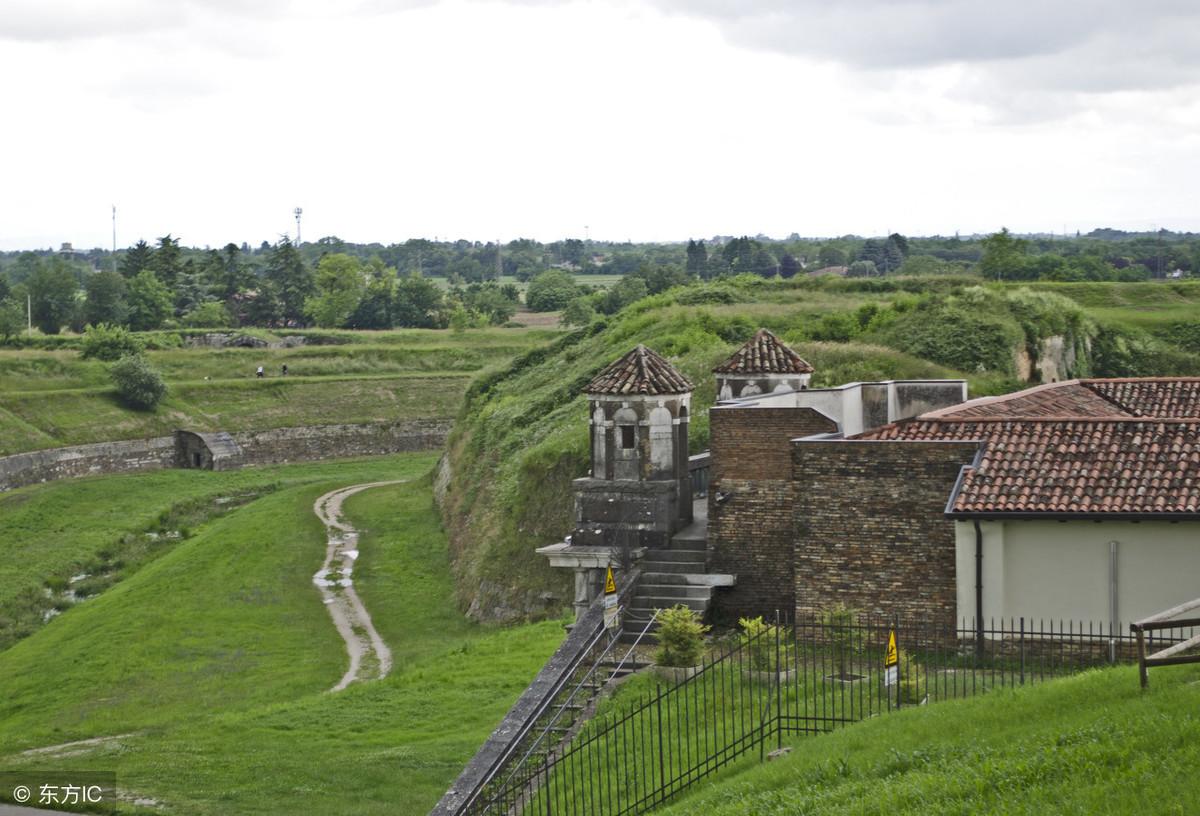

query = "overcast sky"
[{"left": 2, "top": 0, "right": 1198, "bottom": 250}]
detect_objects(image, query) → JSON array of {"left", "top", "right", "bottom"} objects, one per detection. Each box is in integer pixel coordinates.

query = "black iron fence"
[{"left": 479, "top": 613, "right": 1195, "bottom": 816}]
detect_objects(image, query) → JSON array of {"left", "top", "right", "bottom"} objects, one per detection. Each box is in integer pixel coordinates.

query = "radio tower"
[{"left": 294, "top": 207, "right": 303, "bottom": 245}]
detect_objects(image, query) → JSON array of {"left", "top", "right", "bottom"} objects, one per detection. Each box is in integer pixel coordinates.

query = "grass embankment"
[
  {"left": 659, "top": 662, "right": 1200, "bottom": 815},
  {"left": 0, "top": 456, "right": 566, "bottom": 814},
  {"left": 0, "top": 327, "right": 560, "bottom": 455}
]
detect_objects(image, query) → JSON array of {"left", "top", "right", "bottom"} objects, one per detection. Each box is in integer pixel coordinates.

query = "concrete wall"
[
  {"left": 792, "top": 439, "right": 979, "bottom": 626},
  {"left": 955, "top": 519, "right": 1200, "bottom": 626},
  {"left": 707, "top": 406, "right": 837, "bottom": 619},
  {"left": 0, "top": 420, "right": 452, "bottom": 493}
]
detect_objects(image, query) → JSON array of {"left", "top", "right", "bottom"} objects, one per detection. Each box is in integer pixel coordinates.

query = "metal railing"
[{"left": 517, "top": 612, "right": 1194, "bottom": 816}]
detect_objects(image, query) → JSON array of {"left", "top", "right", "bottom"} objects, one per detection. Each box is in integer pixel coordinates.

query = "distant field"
[
  {"left": 0, "top": 458, "right": 566, "bottom": 815},
  {"left": 429, "top": 272, "right": 625, "bottom": 293},
  {"left": 0, "top": 326, "right": 561, "bottom": 455}
]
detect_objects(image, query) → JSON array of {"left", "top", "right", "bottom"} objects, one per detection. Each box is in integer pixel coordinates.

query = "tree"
[
  {"left": 393, "top": 274, "right": 445, "bottom": 328},
  {"left": 304, "top": 253, "right": 365, "bottom": 327},
  {"left": 28, "top": 258, "right": 79, "bottom": 334},
  {"left": 0, "top": 298, "right": 23, "bottom": 340},
  {"left": 119, "top": 240, "right": 154, "bottom": 279},
  {"left": 847, "top": 260, "right": 878, "bottom": 278},
  {"left": 598, "top": 276, "right": 648, "bottom": 314},
  {"left": 265, "top": 237, "right": 314, "bottom": 325},
  {"left": 561, "top": 297, "right": 596, "bottom": 327},
  {"left": 779, "top": 253, "right": 801, "bottom": 279},
  {"left": 979, "top": 227, "right": 1029, "bottom": 281},
  {"left": 149, "top": 234, "right": 183, "bottom": 288},
  {"left": 80, "top": 323, "right": 143, "bottom": 361},
  {"left": 84, "top": 270, "right": 129, "bottom": 327},
  {"left": 817, "top": 245, "right": 848, "bottom": 267},
  {"left": 110, "top": 354, "right": 167, "bottom": 410},
  {"left": 125, "top": 270, "right": 173, "bottom": 331},
  {"left": 630, "top": 263, "right": 689, "bottom": 295},
  {"left": 180, "top": 301, "right": 233, "bottom": 328},
  {"left": 463, "top": 284, "right": 517, "bottom": 325},
  {"left": 242, "top": 283, "right": 284, "bottom": 327},
  {"left": 205, "top": 244, "right": 253, "bottom": 301},
  {"left": 685, "top": 239, "right": 708, "bottom": 278},
  {"left": 526, "top": 269, "right": 580, "bottom": 311}
]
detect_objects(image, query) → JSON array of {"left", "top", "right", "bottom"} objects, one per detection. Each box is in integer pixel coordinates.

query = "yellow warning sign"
[
  {"left": 884, "top": 630, "right": 898, "bottom": 667},
  {"left": 604, "top": 566, "right": 617, "bottom": 595}
]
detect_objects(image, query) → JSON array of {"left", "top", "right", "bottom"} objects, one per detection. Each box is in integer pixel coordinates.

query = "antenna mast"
[{"left": 294, "top": 207, "right": 303, "bottom": 245}]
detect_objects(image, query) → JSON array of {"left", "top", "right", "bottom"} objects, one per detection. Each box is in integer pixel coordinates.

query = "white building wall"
[{"left": 955, "top": 519, "right": 1200, "bottom": 626}]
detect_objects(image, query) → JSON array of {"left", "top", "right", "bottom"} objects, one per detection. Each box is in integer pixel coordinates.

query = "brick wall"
[
  {"left": 791, "top": 440, "right": 979, "bottom": 627},
  {"left": 708, "top": 406, "right": 837, "bottom": 619}
]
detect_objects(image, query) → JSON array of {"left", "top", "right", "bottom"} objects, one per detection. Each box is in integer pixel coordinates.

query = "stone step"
[
  {"left": 642, "top": 571, "right": 738, "bottom": 588},
  {"left": 640, "top": 561, "right": 702, "bottom": 574},
  {"left": 630, "top": 595, "right": 708, "bottom": 613},
  {"left": 643, "top": 549, "right": 708, "bottom": 563},
  {"left": 634, "top": 583, "right": 713, "bottom": 600}
]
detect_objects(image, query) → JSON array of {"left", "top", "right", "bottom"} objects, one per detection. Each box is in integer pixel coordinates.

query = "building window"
[{"left": 620, "top": 425, "right": 636, "bottom": 449}]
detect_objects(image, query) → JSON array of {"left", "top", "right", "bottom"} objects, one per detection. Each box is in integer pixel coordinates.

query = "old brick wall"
[
  {"left": 708, "top": 406, "right": 837, "bottom": 620},
  {"left": 232, "top": 419, "right": 451, "bottom": 466},
  {"left": 0, "top": 420, "right": 452, "bottom": 492},
  {"left": 792, "top": 440, "right": 979, "bottom": 627},
  {"left": 0, "top": 437, "right": 177, "bottom": 492}
]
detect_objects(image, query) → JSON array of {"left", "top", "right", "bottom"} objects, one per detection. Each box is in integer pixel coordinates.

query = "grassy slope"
[
  {"left": 0, "top": 327, "right": 559, "bottom": 455},
  {"left": 0, "top": 459, "right": 565, "bottom": 815},
  {"left": 660, "top": 662, "right": 1200, "bottom": 815}
]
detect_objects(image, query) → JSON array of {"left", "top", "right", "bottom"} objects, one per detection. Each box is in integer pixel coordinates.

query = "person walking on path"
[{"left": 256, "top": 365, "right": 264, "bottom": 378}]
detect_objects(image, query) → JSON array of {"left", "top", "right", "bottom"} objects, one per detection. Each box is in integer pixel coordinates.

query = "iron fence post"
[{"left": 1020, "top": 617, "right": 1025, "bottom": 686}]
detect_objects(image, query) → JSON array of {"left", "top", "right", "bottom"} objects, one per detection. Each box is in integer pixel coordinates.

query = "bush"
[
  {"left": 739, "top": 616, "right": 790, "bottom": 672},
  {"left": 821, "top": 603, "right": 862, "bottom": 678},
  {"left": 110, "top": 354, "right": 167, "bottom": 410},
  {"left": 181, "top": 301, "right": 234, "bottom": 328},
  {"left": 80, "top": 323, "right": 144, "bottom": 361},
  {"left": 655, "top": 604, "right": 710, "bottom": 667},
  {"left": 525, "top": 269, "right": 580, "bottom": 312},
  {"left": 896, "top": 648, "right": 925, "bottom": 704}
]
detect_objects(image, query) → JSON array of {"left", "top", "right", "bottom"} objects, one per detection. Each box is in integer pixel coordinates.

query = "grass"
[
  {"left": 657, "top": 661, "right": 1200, "bottom": 815},
  {"left": 0, "top": 326, "right": 560, "bottom": 455},
  {"left": 0, "top": 456, "right": 567, "bottom": 814}
]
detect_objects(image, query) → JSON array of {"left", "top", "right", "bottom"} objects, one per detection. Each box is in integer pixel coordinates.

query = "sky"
[{"left": 2, "top": 0, "right": 1199, "bottom": 250}]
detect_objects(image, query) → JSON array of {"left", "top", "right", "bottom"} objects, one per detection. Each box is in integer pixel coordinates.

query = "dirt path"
[{"left": 312, "top": 480, "right": 405, "bottom": 692}]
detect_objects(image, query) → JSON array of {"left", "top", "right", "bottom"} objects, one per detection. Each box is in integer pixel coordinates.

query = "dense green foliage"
[
  {"left": 0, "top": 457, "right": 566, "bottom": 815},
  {"left": 79, "top": 322, "right": 144, "bottom": 361},
  {"left": 109, "top": 354, "right": 168, "bottom": 409},
  {"left": 658, "top": 663, "right": 1200, "bottom": 816},
  {"left": 655, "top": 605, "right": 710, "bottom": 667}
]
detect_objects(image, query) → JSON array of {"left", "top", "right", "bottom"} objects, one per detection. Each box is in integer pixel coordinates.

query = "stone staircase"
[{"left": 622, "top": 500, "right": 735, "bottom": 643}]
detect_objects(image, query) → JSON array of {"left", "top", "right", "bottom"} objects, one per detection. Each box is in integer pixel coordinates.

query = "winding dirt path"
[{"left": 312, "top": 481, "right": 405, "bottom": 692}]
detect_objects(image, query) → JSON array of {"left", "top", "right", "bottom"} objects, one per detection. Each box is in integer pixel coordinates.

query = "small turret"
[{"left": 714, "top": 328, "right": 813, "bottom": 400}]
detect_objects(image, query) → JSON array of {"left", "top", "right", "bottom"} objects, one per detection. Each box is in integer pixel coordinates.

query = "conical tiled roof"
[
  {"left": 713, "top": 329, "right": 814, "bottom": 375},
  {"left": 585, "top": 345, "right": 694, "bottom": 396}
]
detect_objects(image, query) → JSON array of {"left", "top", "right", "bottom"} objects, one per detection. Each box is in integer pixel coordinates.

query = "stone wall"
[
  {"left": 231, "top": 420, "right": 451, "bottom": 466},
  {"left": 707, "top": 406, "right": 837, "bottom": 620},
  {"left": 0, "top": 420, "right": 452, "bottom": 493},
  {"left": 791, "top": 439, "right": 979, "bottom": 627},
  {"left": 0, "top": 437, "right": 176, "bottom": 492}
]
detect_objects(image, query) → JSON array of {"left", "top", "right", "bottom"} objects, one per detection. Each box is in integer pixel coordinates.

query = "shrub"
[
  {"left": 526, "top": 269, "right": 580, "bottom": 312},
  {"left": 655, "top": 604, "right": 710, "bottom": 667},
  {"left": 821, "top": 603, "right": 862, "bottom": 678},
  {"left": 110, "top": 354, "right": 167, "bottom": 410},
  {"left": 181, "top": 301, "right": 234, "bottom": 328},
  {"left": 896, "top": 648, "right": 925, "bottom": 704},
  {"left": 80, "top": 323, "right": 144, "bottom": 361},
  {"left": 739, "top": 615, "right": 790, "bottom": 672}
]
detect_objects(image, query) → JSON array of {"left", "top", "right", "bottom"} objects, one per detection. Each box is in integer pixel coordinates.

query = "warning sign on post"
[
  {"left": 603, "top": 567, "right": 620, "bottom": 630},
  {"left": 884, "top": 629, "right": 899, "bottom": 686}
]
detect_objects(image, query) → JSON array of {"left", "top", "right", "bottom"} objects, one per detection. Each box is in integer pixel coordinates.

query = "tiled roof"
[
  {"left": 1087, "top": 379, "right": 1200, "bottom": 418},
  {"left": 920, "top": 380, "right": 1129, "bottom": 420},
  {"left": 585, "top": 345, "right": 693, "bottom": 396},
  {"left": 859, "top": 377, "right": 1200, "bottom": 517},
  {"left": 713, "top": 329, "right": 814, "bottom": 375},
  {"left": 919, "top": 377, "right": 1200, "bottom": 422}
]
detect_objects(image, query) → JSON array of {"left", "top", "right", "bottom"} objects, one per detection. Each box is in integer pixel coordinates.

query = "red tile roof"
[
  {"left": 713, "top": 328, "right": 814, "bottom": 375},
  {"left": 585, "top": 345, "right": 694, "bottom": 396},
  {"left": 860, "top": 378, "right": 1200, "bottom": 517}
]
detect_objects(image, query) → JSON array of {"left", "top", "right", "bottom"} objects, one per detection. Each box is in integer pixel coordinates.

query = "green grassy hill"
[
  {"left": 658, "top": 662, "right": 1200, "bottom": 815},
  {"left": 0, "top": 457, "right": 566, "bottom": 814},
  {"left": 0, "top": 327, "right": 558, "bottom": 455}
]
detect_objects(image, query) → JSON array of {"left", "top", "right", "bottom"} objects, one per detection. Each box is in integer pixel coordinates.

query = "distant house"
[{"left": 808, "top": 265, "right": 848, "bottom": 277}]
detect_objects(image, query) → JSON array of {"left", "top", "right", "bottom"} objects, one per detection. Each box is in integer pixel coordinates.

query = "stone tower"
[
  {"left": 571, "top": 344, "right": 695, "bottom": 550},
  {"left": 714, "top": 328, "right": 814, "bottom": 400}
]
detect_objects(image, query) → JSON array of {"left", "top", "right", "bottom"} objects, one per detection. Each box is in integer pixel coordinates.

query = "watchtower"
[
  {"left": 571, "top": 344, "right": 694, "bottom": 550},
  {"left": 714, "top": 328, "right": 813, "bottom": 400}
]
